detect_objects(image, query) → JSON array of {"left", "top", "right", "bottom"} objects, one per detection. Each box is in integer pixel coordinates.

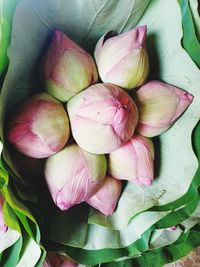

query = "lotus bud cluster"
[
  {"left": 42, "top": 30, "right": 98, "bottom": 102},
  {"left": 6, "top": 27, "right": 193, "bottom": 217},
  {"left": 0, "top": 194, "right": 8, "bottom": 233}
]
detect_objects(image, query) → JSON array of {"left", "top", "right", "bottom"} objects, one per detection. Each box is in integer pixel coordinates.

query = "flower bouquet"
[{"left": 0, "top": 0, "right": 200, "bottom": 266}]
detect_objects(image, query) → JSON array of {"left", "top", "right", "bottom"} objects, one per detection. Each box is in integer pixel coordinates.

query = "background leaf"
[
  {"left": 0, "top": 0, "right": 20, "bottom": 82},
  {"left": 15, "top": 231, "right": 41, "bottom": 267},
  {"left": 0, "top": 237, "right": 22, "bottom": 267},
  {"left": 188, "top": 0, "right": 200, "bottom": 41},
  {"left": 178, "top": 0, "right": 200, "bottom": 67}
]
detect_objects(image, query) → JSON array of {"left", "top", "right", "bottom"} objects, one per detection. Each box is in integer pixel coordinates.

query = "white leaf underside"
[{"left": 0, "top": 0, "right": 200, "bottom": 251}]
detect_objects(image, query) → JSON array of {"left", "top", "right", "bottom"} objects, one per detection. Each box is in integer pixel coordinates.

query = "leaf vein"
[{"left": 81, "top": 0, "right": 110, "bottom": 44}]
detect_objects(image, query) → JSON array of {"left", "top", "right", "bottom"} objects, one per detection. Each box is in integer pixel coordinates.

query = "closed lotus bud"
[
  {"left": 45, "top": 144, "right": 107, "bottom": 211},
  {"left": 108, "top": 134, "right": 154, "bottom": 186},
  {"left": 42, "top": 260, "right": 51, "bottom": 267},
  {"left": 94, "top": 26, "right": 149, "bottom": 90},
  {"left": 42, "top": 30, "right": 98, "bottom": 102},
  {"left": 167, "top": 226, "right": 177, "bottom": 232},
  {"left": 43, "top": 252, "right": 77, "bottom": 267},
  {"left": 87, "top": 175, "right": 122, "bottom": 216},
  {"left": 67, "top": 83, "right": 138, "bottom": 154},
  {"left": 135, "top": 81, "right": 194, "bottom": 137},
  {"left": 0, "top": 194, "right": 8, "bottom": 233},
  {"left": 7, "top": 93, "right": 70, "bottom": 158}
]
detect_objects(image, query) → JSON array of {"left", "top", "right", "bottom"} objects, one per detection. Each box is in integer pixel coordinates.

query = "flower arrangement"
[{"left": 0, "top": 0, "right": 200, "bottom": 266}]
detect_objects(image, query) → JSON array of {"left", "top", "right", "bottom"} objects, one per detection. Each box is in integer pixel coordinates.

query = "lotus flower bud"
[
  {"left": 108, "top": 134, "right": 154, "bottom": 186},
  {"left": 135, "top": 81, "right": 194, "bottom": 137},
  {"left": 43, "top": 252, "right": 77, "bottom": 267},
  {"left": 7, "top": 93, "right": 70, "bottom": 158},
  {"left": 45, "top": 144, "right": 107, "bottom": 211},
  {"left": 94, "top": 26, "right": 149, "bottom": 90},
  {"left": 0, "top": 194, "right": 8, "bottom": 233},
  {"left": 67, "top": 83, "right": 138, "bottom": 154},
  {"left": 42, "top": 260, "right": 51, "bottom": 267},
  {"left": 167, "top": 226, "right": 177, "bottom": 232},
  {"left": 42, "top": 30, "right": 98, "bottom": 102},
  {"left": 87, "top": 175, "right": 122, "bottom": 216}
]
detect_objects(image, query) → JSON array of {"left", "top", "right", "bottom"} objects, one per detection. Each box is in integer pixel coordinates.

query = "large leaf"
[
  {"left": 48, "top": 204, "right": 169, "bottom": 249},
  {"left": 101, "top": 227, "right": 200, "bottom": 267},
  {"left": 48, "top": 196, "right": 198, "bottom": 250},
  {"left": 178, "top": 0, "right": 200, "bottom": 68},
  {"left": 0, "top": 228, "right": 20, "bottom": 254},
  {"left": 112, "top": 201, "right": 200, "bottom": 265},
  {"left": 0, "top": 201, "right": 21, "bottom": 254},
  {"left": 0, "top": 237, "right": 22, "bottom": 267},
  {"left": 148, "top": 227, "right": 182, "bottom": 250},
  {"left": 149, "top": 198, "right": 200, "bottom": 250},
  {"left": 31, "top": 170, "right": 199, "bottom": 264},
  {"left": 102, "top": 206, "right": 200, "bottom": 267},
  {"left": 45, "top": 229, "right": 152, "bottom": 266},
  {"left": 15, "top": 232, "right": 41, "bottom": 267},
  {"left": 44, "top": 198, "right": 200, "bottom": 265},
  {"left": 189, "top": 0, "right": 200, "bottom": 42}
]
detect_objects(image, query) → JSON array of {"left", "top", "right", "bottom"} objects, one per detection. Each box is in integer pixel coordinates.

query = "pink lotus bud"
[
  {"left": 94, "top": 26, "right": 149, "bottom": 90},
  {"left": 167, "top": 226, "right": 177, "bottom": 232},
  {"left": 43, "top": 252, "right": 77, "bottom": 267},
  {"left": 42, "top": 30, "right": 98, "bottom": 102},
  {"left": 45, "top": 144, "right": 107, "bottom": 211},
  {"left": 42, "top": 261, "right": 51, "bottom": 267},
  {"left": 135, "top": 81, "right": 194, "bottom": 137},
  {"left": 108, "top": 134, "right": 154, "bottom": 186},
  {"left": 67, "top": 83, "right": 138, "bottom": 154},
  {"left": 7, "top": 93, "right": 70, "bottom": 158},
  {"left": 0, "top": 194, "right": 8, "bottom": 233},
  {"left": 87, "top": 175, "right": 122, "bottom": 216}
]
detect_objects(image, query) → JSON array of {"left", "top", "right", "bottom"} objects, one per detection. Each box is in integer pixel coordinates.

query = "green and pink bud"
[
  {"left": 45, "top": 144, "right": 107, "bottom": 211},
  {"left": 135, "top": 81, "right": 194, "bottom": 137},
  {"left": 94, "top": 26, "right": 149, "bottom": 90},
  {"left": 167, "top": 226, "right": 177, "bottom": 232},
  {"left": 42, "top": 30, "right": 98, "bottom": 102},
  {"left": 43, "top": 252, "right": 77, "bottom": 267},
  {"left": 67, "top": 83, "right": 138, "bottom": 154},
  {"left": 87, "top": 175, "right": 122, "bottom": 216},
  {"left": 108, "top": 134, "right": 154, "bottom": 186},
  {"left": 7, "top": 93, "right": 70, "bottom": 158},
  {"left": 0, "top": 194, "right": 8, "bottom": 233}
]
